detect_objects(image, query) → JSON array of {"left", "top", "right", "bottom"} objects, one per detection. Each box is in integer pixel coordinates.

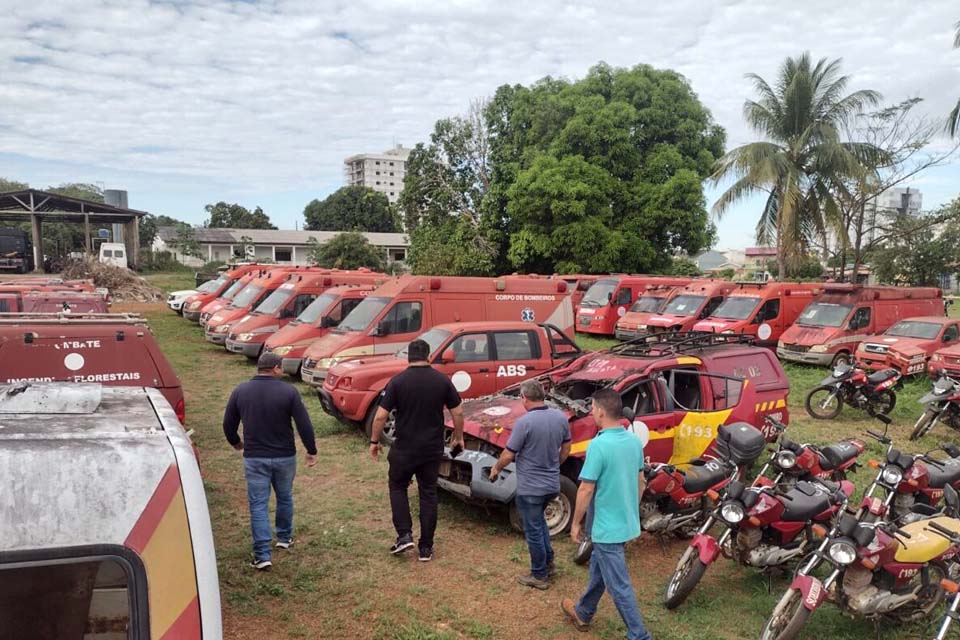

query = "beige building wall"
[{"left": 344, "top": 144, "right": 411, "bottom": 203}]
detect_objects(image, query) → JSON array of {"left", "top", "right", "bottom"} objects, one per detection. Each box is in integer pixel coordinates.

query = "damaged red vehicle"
[
  {"left": 438, "top": 332, "right": 791, "bottom": 536},
  {"left": 856, "top": 316, "right": 960, "bottom": 376}
]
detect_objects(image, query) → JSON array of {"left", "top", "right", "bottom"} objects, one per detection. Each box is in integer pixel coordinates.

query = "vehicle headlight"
[
  {"left": 810, "top": 345, "right": 829, "bottom": 353},
  {"left": 272, "top": 345, "right": 293, "bottom": 356},
  {"left": 237, "top": 333, "right": 255, "bottom": 342},
  {"left": 720, "top": 502, "right": 745, "bottom": 524},
  {"left": 775, "top": 450, "right": 797, "bottom": 469},
  {"left": 933, "top": 353, "right": 943, "bottom": 362},
  {"left": 317, "top": 357, "right": 342, "bottom": 369},
  {"left": 637, "top": 324, "right": 646, "bottom": 330},
  {"left": 881, "top": 466, "right": 903, "bottom": 486},
  {"left": 215, "top": 324, "right": 230, "bottom": 334},
  {"left": 828, "top": 540, "right": 857, "bottom": 565},
  {"left": 189, "top": 301, "right": 203, "bottom": 310}
]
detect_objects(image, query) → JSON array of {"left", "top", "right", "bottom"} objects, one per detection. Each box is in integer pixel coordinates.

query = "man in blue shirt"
[
  {"left": 561, "top": 388, "right": 651, "bottom": 640},
  {"left": 223, "top": 352, "right": 318, "bottom": 570},
  {"left": 489, "top": 379, "right": 571, "bottom": 589}
]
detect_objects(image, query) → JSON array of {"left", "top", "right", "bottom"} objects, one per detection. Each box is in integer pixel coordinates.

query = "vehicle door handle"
[{"left": 479, "top": 368, "right": 489, "bottom": 372}]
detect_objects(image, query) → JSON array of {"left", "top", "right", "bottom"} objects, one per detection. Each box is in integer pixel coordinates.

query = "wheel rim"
[
  {"left": 545, "top": 493, "right": 571, "bottom": 536},
  {"left": 763, "top": 589, "right": 802, "bottom": 639},
  {"left": 667, "top": 548, "right": 695, "bottom": 598},
  {"left": 382, "top": 411, "right": 397, "bottom": 442},
  {"left": 811, "top": 390, "right": 840, "bottom": 416}
]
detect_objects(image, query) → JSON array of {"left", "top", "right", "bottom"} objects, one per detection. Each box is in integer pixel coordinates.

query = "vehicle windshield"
[
  {"left": 222, "top": 278, "right": 248, "bottom": 300},
  {"left": 197, "top": 275, "right": 228, "bottom": 294},
  {"left": 396, "top": 328, "right": 453, "bottom": 358},
  {"left": 710, "top": 296, "right": 761, "bottom": 320},
  {"left": 229, "top": 284, "right": 263, "bottom": 309},
  {"left": 297, "top": 292, "right": 338, "bottom": 324},
  {"left": 580, "top": 279, "right": 618, "bottom": 307},
  {"left": 629, "top": 296, "right": 665, "bottom": 313},
  {"left": 254, "top": 287, "right": 293, "bottom": 315},
  {"left": 885, "top": 320, "right": 942, "bottom": 339},
  {"left": 337, "top": 297, "right": 391, "bottom": 332},
  {"left": 663, "top": 295, "right": 705, "bottom": 317},
  {"left": 796, "top": 302, "right": 852, "bottom": 328}
]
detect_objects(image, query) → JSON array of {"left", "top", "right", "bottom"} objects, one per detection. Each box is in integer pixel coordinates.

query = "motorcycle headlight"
[
  {"left": 881, "top": 466, "right": 903, "bottom": 486},
  {"left": 237, "top": 333, "right": 254, "bottom": 342},
  {"left": 272, "top": 345, "right": 293, "bottom": 357},
  {"left": 775, "top": 450, "right": 797, "bottom": 470},
  {"left": 833, "top": 367, "right": 846, "bottom": 377},
  {"left": 720, "top": 502, "right": 745, "bottom": 524},
  {"left": 828, "top": 540, "right": 858, "bottom": 565}
]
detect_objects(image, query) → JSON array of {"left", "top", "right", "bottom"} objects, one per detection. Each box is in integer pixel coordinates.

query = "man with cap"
[
  {"left": 369, "top": 339, "right": 465, "bottom": 562},
  {"left": 223, "top": 351, "right": 318, "bottom": 570}
]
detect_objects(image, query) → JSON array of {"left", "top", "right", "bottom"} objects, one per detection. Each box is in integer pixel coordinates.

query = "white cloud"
[{"left": 0, "top": 0, "right": 958, "bottom": 243}]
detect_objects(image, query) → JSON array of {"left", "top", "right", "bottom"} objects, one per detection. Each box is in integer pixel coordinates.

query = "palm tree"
[
  {"left": 712, "top": 53, "right": 881, "bottom": 279},
  {"left": 949, "top": 22, "right": 960, "bottom": 137}
]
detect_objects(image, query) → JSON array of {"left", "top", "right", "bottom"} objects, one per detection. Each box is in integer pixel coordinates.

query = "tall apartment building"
[
  {"left": 344, "top": 144, "right": 411, "bottom": 203},
  {"left": 866, "top": 187, "right": 922, "bottom": 244}
]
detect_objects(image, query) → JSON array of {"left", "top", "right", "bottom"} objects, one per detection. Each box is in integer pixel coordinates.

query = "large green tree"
[
  {"left": 204, "top": 202, "right": 276, "bottom": 229},
  {"left": 871, "top": 206, "right": 960, "bottom": 287},
  {"left": 488, "top": 63, "right": 724, "bottom": 274},
  {"left": 308, "top": 232, "right": 385, "bottom": 271},
  {"left": 303, "top": 186, "right": 399, "bottom": 232},
  {"left": 0, "top": 178, "right": 28, "bottom": 192},
  {"left": 140, "top": 214, "right": 188, "bottom": 248},
  {"left": 712, "top": 53, "right": 881, "bottom": 279}
]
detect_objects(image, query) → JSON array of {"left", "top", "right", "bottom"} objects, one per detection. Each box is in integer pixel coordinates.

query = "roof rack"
[
  {"left": 0, "top": 312, "right": 146, "bottom": 325},
  {"left": 608, "top": 331, "right": 755, "bottom": 357}
]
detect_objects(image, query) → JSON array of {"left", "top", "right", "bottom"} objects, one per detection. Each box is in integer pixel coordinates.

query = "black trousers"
[{"left": 387, "top": 446, "right": 440, "bottom": 548}]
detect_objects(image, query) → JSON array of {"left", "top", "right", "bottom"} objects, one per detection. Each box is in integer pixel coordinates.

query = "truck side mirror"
[
  {"left": 372, "top": 321, "right": 389, "bottom": 337},
  {"left": 606, "top": 291, "right": 613, "bottom": 303},
  {"left": 622, "top": 406, "right": 636, "bottom": 422}
]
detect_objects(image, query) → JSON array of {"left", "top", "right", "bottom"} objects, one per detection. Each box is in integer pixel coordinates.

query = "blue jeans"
[
  {"left": 515, "top": 494, "right": 557, "bottom": 579},
  {"left": 244, "top": 455, "right": 297, "bottom": 562},
  {"left": 575, "top": 542, "right": 652, "bottom": 640}
]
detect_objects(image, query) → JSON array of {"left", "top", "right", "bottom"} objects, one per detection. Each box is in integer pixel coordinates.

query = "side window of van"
[
  {"left": 381, "top": 301, "right": 422, "bottom": 335},
  {"left": 757, "top": 298, "right": 780, "bottom": 322},
  {"left": 944, "top": 325, "right": 959, "bottom": 342},
  {"left": 850, "top": 307, "right": 871, "bottom": 330},
  {"left": 448, "top": 333, "right": 491, "bottom": 362},
  {"left": 614, "top": 287, "right": 632, "bottom": 305}
]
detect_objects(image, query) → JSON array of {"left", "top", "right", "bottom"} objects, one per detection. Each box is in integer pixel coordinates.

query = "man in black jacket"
[
  {"left": 369, "top": 339, "right": 465, "bottom": 562},
  {"left": 223, "top": 352, "right": 318, "bottom": 570}
]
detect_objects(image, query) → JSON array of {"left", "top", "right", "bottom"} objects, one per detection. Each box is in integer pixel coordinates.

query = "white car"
[{"left": 167, "top": 289, "right": 198, "bottom": 313}]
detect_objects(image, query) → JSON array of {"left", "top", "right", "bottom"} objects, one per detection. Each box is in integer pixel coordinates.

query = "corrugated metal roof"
[{"left": 157, "top": 227, "right": 409, "bottom": 247}]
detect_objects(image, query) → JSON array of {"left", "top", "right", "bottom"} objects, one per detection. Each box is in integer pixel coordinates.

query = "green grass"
[{"left": 140, "top": 272, "right": 953, "bottom": 640}]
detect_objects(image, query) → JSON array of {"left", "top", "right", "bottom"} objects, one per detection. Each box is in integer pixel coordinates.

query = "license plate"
[{"left": 439, "top": 460, "right": 451, "bottom": 477}]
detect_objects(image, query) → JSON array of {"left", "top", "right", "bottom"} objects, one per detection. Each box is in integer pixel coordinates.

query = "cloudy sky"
[{"left": 1, "top": 0, "right": 959, "bottom": 250}]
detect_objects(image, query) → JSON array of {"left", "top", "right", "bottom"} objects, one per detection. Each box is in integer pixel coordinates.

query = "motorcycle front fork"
[{"left": 935, "top": 592, "right": 960, "bottom": 640}]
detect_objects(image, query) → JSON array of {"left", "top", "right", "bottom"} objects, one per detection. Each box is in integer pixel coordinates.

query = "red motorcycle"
[
  {"left": 910, "top": 374, "right": 960, "bottom": 441},
  {"left": 755, "top": 417, "right": 865, "bottom": 490},
  {"left": 805, "top": 363, "right": 901, "bottom": 420}
]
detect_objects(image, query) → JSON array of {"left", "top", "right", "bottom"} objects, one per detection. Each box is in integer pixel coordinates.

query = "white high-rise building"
[
  {"left": 344, "top": 144, "right": 411, "bottom": 203},
  {"left": 867, "top": 187, "right": 923, "bottom": 244}
]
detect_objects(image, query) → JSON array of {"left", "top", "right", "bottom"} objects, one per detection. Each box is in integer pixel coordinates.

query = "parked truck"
[{"left": 0, "top": 228, "right": 33, "bottom": 273}]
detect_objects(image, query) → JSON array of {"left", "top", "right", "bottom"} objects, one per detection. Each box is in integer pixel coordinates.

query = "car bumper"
[
  {"left": 615, "top": 328, "right": 639, "bottom": 341},
  {"left": 320, "top": 387, "right": 368, "bottom": 422},
  {"left": 576, "top": 321, "right": 610, "bottom": 334},
  {"left": 168, "top": 300, "right": 185, "bottom": 312},
  {"left": 281, "top": 357, "right": 302, "bottom": 376},
  {"left": 225, "top": 339, "right": 263, "bottom": 357},
  {"left": 777, "top": 347, "right": 833, "bottom": 366},
  {"left": 857, "top": 355, "right": 887, "bottom": 371},
  {"left": 317, "top": 388, "right": 345, "bottom": 421},
  {"left": 300, "top": 366, "right": 327, "bottom": 386},
  {"left": 436, "top": 447, "right": 517, "bottom": 503},
  {"left": 183, "top": 310, "right": 202, "bottom": 322},
  {"left": 205, "top": 331, "right": 227, "bottom": 345}
]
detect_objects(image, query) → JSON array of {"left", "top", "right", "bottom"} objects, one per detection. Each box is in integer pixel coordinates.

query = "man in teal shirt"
[{"left": 561, "top": 389, "right": 651, "bottom": 640}]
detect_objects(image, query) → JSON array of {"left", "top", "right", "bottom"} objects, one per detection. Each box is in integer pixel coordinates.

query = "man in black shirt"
[
  {"left": 370, "top": 339, "right": 465, "bottom": 561},
  {"left": 223, "top": 352, "right": 318, "bottom": 570}
]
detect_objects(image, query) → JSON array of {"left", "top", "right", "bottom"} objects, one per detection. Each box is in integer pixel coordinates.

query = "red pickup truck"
[{"left": 318, "top": 322, "right": 582, "bottom": 442}]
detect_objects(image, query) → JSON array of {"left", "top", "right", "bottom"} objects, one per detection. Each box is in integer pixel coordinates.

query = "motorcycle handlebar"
[
  {"left": 928, "top": 521, "right": 960, "bottom": 541},
  {"left": 866, "top": 430, "right": 891, "bottom": 444}
]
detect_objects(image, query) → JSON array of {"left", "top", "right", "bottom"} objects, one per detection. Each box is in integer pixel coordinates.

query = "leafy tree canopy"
[
  {"left": 308, "top": 232, "right": 385, "bottom": 271},
  {"left": 303, "top": 186, "right": 399, "bottom": 232},
  {"left": 204, "top": 202, "right": 276, "bottom": 229}
]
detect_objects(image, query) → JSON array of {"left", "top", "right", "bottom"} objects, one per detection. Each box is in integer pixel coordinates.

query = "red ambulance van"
[
  {"left": 642, "top": 280, "right": 738, "bottom": 333},
  {"left": 576, "top": 276, "right": 693, "bottom": 336},
  {"left": 692, "top": 282, "right": 821, "bottom": 347}
]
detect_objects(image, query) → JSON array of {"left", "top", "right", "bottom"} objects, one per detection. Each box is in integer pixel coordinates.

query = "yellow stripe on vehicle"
[
  {"left": 676, "top": 357, "right": 702, "bottom": 365},
  {"left": 668, "top": 409, "right": 735, "bottom": 465}
]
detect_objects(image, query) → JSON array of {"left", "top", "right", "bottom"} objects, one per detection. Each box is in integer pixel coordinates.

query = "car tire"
[
  {"left": 364, "top": 400, "right": 397, "bottom": 445},
  {"left": 509, "top": 475, "right": 578, "bottom": 538},
  {"left": 831, "top": 352, "right": 851, "bottom": 368}
]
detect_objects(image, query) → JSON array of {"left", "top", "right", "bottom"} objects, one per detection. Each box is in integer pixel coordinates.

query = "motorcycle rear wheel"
[
  {"left": 759, "top": 588, "right": 811, "bottom": 640},
  {"left": 868, "top": 390, "right": 896, "bottom": 416},
  {"left": 663, "top": 546, "right": 708, "bottom": 610},
  {"left": 887, "top": 561, "right": 948, "bottom": 622},
  {"left": 805, "top": 386, "right": 843, "bottom": 420},
  {"left": 909, "top": 408, "right": 938, "bottom": 441}
]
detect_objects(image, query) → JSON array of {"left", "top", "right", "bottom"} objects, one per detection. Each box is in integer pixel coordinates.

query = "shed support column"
[
  {"left": 84, "top": 212, "right": 92, "bottom": 255},
  {"left": 30, "top": 214, "right": 43, "bottom": 273},
  {"left": 123, "top": 218, "right": 139, "bottom": 270},
  {"left": 208, "top": 244, "right": 213, "bottom": 262}
]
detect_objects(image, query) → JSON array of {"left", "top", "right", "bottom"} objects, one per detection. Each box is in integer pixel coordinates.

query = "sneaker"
[
  {"left": 560, "top": 598, "right": 590, "bottom": 632},
  {"left": 390, "top": 534, "right": 415, "bottom": 555},
  {"left": 249, "top": 558, "right": 272, "bottom": 571},
  {"left": 518, "top": 574, "right": 550, "bottom": 590},
  {"left": 419, "top": 547, "right": 434, "bottom": 562},
  {"left": 276, "top": 539, "right": 294, "bottom": 550},
  {"left": 547, "top": 561, "right": 557, "bottom": 577}
]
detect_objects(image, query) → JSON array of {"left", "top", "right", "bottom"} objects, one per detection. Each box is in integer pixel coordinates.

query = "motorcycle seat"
[
  {"left": 925, "top": 457, "right": 960, "bottom": 489},
  {"left": 680, "top": 460, "right": 730, "bottom": 493},
  {"left": 780, "top": 481, "right": 835, "bottom": 522},
  {"left": 817, "top": 441, "right": 861, "bottom": 471},
  {"left": 867, "top": 369, "right": 898, "bottom": 385}
]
